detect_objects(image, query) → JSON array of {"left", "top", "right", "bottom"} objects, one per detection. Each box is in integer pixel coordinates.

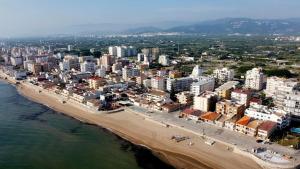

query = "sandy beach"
[{"left": 3, "top": 79, "right": 262, "bottom": 169}]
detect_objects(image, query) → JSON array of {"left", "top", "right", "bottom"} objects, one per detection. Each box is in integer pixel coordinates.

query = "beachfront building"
[
  {"left": 27, "top": 62, "right": 43, "bottom": 75},
  {"left": 190, "top": 76, "right": 215, "bottom": 96},
  {"left": 180, "top": 108, "right": 203, "bottom": 121},
  {"left": 176, "top": 91, "right": 193, "bottom": 106},
  {"left": 214, "top": 81, "right": 239, "bottom": 99},
  {"left": 245, "top": 68, "right": 264, "bottom": 90},
  {"left": 231, "top": 89, "right": 252, "bottom": 107},
  {"left": 151, "top": 77, "right": 165, "bottom": 91},
  {"left": 235, "top": 116, "right": 252, "bottom": 134},
  {"left": 245, "top": 103, "right": 290, "bottom": 128},
  {"left": 193, "top": 91, "right": 217, "bottom": 112},
  {"left": 161, "top": 102, "right": 181, "bottom": 113},
  {"left": 257, "top": 121, "right": 277, "bottom": 140},
  {"left": 213, "top": 68, "right": 234, "bottom": 83},
  {"left": 200, "top": 112, "right": 221, "bottom": 125},
  {"left": 246, "top": 120, "right": 262, "bottom": 137},
  {"left": 166, "top": 77, "right": 193, "bottom": 92},
  {"left": 216, "top": 100, "right": 245, "bottom": 117},
  {"left": 224, "top": 114, "right": 240, "bottom": 130},
  {"left": 146, "top": 90, "right": 170, "bottom": 103}
]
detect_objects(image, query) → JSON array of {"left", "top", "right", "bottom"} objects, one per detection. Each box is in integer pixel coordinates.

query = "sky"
[{"left": 0, "top": 0, "right": 300, "bottom": 37}]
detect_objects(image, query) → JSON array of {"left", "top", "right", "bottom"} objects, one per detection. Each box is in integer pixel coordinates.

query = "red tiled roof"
[
  {"left": 182, "top": 108, "right": 197, "bottom": 115},
  {"left": 200, "top": 112, "right": 220, "bottom": 121},
  {"left": 236, "top": 116, "right": 251, "bottom": 126},
  {"left": 258, "top": 121, "right": 277, "bottom": 131}
]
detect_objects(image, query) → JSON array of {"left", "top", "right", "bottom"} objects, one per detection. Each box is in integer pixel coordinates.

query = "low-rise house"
[
  {"left": 61, "top": 89, "right": 73, "bottom": 98},
  {"left": 200, "top": 112, "right": 221, "bottom": 124},
  {"left": 224, "top": 114, "right": 240, "bottom": 130},
  {"left": 146, "top": 90, "right": 170, "bottom": 103},
  {"left": 162, "top": 103, "right": 181, "bottom": 113},
  {"left": 245, "top": 103, "right": 290, "bottom": 129},
  {"left": 257, "top": 121, "right": 277, "bottom": 140},
  {"left": 246, "top": 120, "right": 262, "bottom": 137},
  {"left": 180, "top": 109, "right": 203, "bottom": 121},
  {"left": 235, "top": 116, "right": 252, "bottom": 134},
  {"left": 215, "top": 114, "right": 231, "bottom": 128},
  {"left": 87, "top": 99, "right": 101, "bottom": 110}
]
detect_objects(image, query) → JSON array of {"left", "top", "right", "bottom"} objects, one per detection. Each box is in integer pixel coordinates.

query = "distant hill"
[
  {"left": 126, "top": 18, "right": 300, "bottom": 35},
  {"left": 124, "top": 27, "right": 163, "bottom": 34}
]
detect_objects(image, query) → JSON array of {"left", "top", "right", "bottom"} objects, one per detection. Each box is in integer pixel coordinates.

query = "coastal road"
[{"left": 127, "top": 106, "right": 298, "bottom": 159}]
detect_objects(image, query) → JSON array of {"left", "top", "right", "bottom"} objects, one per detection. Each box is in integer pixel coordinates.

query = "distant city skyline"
[{"left": 1, "top": 0, "right": 300, "bottom": 37}]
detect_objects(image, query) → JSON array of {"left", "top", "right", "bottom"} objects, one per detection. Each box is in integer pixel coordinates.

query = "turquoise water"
[{"left": 0, "top": 81, "right": 174, "bottom": 169}]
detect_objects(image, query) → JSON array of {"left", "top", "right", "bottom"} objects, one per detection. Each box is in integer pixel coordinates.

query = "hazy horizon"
[{"left": 1, "top": 0, "right": 300, "bottom": 37}]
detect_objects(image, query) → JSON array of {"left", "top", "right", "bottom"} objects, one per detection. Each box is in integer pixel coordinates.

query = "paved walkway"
[{"left": 128, "top": 106, "right": 299, "bottom": 164}]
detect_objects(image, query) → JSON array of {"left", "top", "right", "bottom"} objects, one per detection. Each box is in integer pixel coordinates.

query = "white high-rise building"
[
  {"left": 166, "top": 77, "right": 193, "bottom": 92},
  {"left": 137, "top": 53, "right": 145, "bottom": 62},
  {"left": 265, "top": 77, "right": 299, "bottom": 97},
  {"left": 245, "top": 68, "right": 264, "bottom": 90},
  {"left": 158, "top": 55, "right": 170, "bottom": 66},
  {"left": 190, "top": 76, "right": 215, "bottom": 96},
  {"left": 231, "top": 89, "right": 252, "bottom": 106},
  {"left": 151, "top": 77, "right": 165, "bottom": 91},
  {"left": 193, "top": 91, "right": 217, "bottom": 112},
  {"left": 283, "top": 91, "right": 300, "bottom": 118},
  {"left": 95, "top": 67, "right": 106, "bottom": 78},
  {"left": 80, "top": 61, "right": 96, "bottom": 73},
  {"left": 108, "top": 46, "right": 118, "bottom": 56},
  {"left": 10, "top": 56, "right": 23, "bottom": 66},
  {"left": 213, "top": 68, "right": 234, "bottom": 82},
  {"left": 110, "top": 46, "right": 137, "bottom": 58},
  {"left": 68, "top": 45, "right": 73, "bottom": 51},
  {"left": 117, "top": 46, "right": 126, "bottom": 58},
  {"left": 60, "top": 55, "right": 80, "bottom": 71},
  {"left": 190, "top": 65, "right": 203, "bottom": 79}
]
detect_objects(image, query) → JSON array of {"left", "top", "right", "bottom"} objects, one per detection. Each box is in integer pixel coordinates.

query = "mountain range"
[{"left": 123, "top": 18, "right": 300, "bottom": 35}]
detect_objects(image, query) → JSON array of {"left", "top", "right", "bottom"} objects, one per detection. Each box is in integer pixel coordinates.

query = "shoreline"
[{"left": 0, "top": 74, "right": 283, "bottom": 169}]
